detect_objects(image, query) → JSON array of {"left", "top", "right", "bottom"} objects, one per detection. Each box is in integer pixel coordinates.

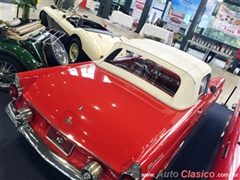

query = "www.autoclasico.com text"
[{"left": 141, "top": 170, "right": 239, "bottom": 179}]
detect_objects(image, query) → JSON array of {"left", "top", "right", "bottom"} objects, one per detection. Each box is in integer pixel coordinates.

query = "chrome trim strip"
[
  {"left": 13, "top": 74, "right": 22, "bottom": 100},
  {"left": 6, "top": 100, "right": 83, "bottom": 180}
]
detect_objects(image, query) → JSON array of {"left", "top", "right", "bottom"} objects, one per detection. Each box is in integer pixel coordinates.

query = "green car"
[{"left": 0, "top": 18, "right": 69, "bottom": 90}]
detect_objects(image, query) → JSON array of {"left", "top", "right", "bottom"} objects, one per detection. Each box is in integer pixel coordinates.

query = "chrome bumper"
[{"left": 6, "top": 100, "right": 83, "bottom": 180}]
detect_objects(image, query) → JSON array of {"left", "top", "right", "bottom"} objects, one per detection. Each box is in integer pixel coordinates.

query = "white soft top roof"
[
  {"left": 97, "top": 39, "right": 212, "bottom": 110},
  {"left": 124, "top": 39, "right": 211, "bottom": 79}
]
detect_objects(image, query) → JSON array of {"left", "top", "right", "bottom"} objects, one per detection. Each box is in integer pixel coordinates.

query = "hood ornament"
[{"left": 64, "top": 116, "right": 72, "bottom": 126}]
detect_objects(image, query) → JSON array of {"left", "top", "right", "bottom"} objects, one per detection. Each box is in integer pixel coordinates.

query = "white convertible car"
[{"left": 40, "top": 0, "right": 127, "bottom": 62}]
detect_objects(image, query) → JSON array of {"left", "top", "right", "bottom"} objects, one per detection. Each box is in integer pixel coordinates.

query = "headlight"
[
  {"left": 8, "top": 75, "right": 22, "bottom": 99},
  {"left": 81, "top": 161, "right": 104, "bottom": 180},
  {"left": 119, "top": 163, "right": 141, "bottom": 180}
]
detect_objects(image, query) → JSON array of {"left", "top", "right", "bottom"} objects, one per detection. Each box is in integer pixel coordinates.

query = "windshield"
[
  {"left": 105, "top": 48, "right": 181, "bottom": 97},
  {"left": 54, "top": 0, "right": 81, "bottom": 12}
]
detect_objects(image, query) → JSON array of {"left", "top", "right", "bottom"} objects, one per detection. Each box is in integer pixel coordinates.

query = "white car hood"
[{"left": 85, "top": 30, "right": 126, "bottom": 59}]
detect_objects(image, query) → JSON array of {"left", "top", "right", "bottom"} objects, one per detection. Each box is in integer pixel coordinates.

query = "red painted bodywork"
[
  {"left": 209, "top": 100, "right": 240, "bottom": 180},
  {"left": 136, "top": 4, "right": 144, "bottom": 10},
  {"left": 235, "top": 48, "right": 240, "bottom": 59},
  {"left": 170, "top": 17, "right": 181, "bottom": 24},
  {"left": 14, "top": 61, "right": 224, "bottom": 179}
]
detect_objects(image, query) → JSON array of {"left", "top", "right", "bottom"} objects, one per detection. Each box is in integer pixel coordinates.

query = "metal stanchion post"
[{"left": 221, "top": 86, "right": 237, "bottom": 108}]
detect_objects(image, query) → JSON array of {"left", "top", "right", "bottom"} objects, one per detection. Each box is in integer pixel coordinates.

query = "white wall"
[{"left": 0, "top": 0, "right": 53, "bottom": 21}]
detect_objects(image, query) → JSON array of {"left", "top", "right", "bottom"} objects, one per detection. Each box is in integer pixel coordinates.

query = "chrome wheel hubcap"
[
  {"left": 69, "top": 43, "right": 79, "bottom": 62},
  {"left": 0, "top": 61, "right": 17, "bottom": 88},
  {"left": 53, "top": 42, "right": 67, "bottom": 64}
]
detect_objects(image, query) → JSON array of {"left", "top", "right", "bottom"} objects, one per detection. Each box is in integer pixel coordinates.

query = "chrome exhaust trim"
[{"left": 82, "top": 161, "right": 104, "bottom": 180}]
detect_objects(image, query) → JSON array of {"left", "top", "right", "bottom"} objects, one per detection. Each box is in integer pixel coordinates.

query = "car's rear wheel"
[
  {"left": 0, "top": 54, "right": 26, "bottom": 90},
  {"left": 44, "top": 35, "right": 69, "bottom": 66},
  {"left": 68, "top": 37, "right": 90, "bottom": 62},
  {"left": 68, "top": 37, "right": 82, "bottom": 62}
]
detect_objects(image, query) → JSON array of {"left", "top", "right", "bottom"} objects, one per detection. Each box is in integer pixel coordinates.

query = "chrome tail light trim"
[
  {"left": 14, "top": 74, "right": 22, "bottom": 99},
  {"left": 119, "top": 162, "right": 142, "bottom": 180}
]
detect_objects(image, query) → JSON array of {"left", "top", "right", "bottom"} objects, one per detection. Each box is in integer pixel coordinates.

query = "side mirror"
[
  {"left": 232, "top": 103, "right": 237, "bottom": 110},
  {"left": 210, "top": 86, "right": 217, "bottom": 93}
]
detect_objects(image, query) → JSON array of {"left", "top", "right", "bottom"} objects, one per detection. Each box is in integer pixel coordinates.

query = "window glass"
[
  {"left": 112, "top": 0, "right": 125, "bottom": 6},
  {"left": 199, "top": 75, "right": 209, "bottom": 97},
  {"left": 105, "top": 49, "right": 181, "bottom": 97}
]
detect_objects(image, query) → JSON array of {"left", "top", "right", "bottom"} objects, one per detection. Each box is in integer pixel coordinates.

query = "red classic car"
[
  {"left": 136, "top": 3, "right": 144, "bottom": 10},
  {"left": 6, "top": 39, "right": 225, "bottom": 180},
  {"left": 170, "top": 17, "right": 181, "bottom": 24},
  {"left": 208, "top": 100, "right": 240, "bottom": 180}
]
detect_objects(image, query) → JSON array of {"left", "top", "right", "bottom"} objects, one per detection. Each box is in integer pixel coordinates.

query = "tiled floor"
[{"left": 1, "top": 1, "right": 239, "bottom": 108}]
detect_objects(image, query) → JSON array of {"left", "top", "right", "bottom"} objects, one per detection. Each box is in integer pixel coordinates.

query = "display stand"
[
  {"left": 139, "top": 23, "right": 174, "bottom": 45},
  {"left": 185, "top": 40, "right": 233, "bottom": 62},
  {"left": 110, "top": 10, "right": 137, "bottom": 30}
]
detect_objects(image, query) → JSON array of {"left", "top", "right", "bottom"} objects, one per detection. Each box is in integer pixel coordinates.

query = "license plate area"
[{"left": 46, "top": 127, "right": 75, "bottom": 156}]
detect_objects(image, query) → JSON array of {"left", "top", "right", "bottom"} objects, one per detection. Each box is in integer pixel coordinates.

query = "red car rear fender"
[
  {"left": 209, "top": 76, "right": 225, "bottom": 89},
  {"left": 17, "top": 62, "right": 91, "bottom": 93}
]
